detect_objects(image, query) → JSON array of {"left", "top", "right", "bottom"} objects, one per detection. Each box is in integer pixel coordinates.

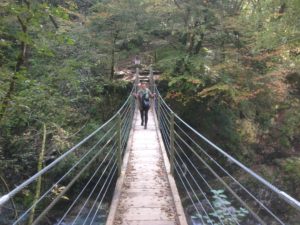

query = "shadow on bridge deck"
[{"left": 106, "top": 108, "right": 188, "bottom": 225}]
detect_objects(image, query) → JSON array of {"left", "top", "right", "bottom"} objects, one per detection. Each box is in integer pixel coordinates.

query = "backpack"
[{"left": 141, "top": 91, "right": 150, "bottom": 109}]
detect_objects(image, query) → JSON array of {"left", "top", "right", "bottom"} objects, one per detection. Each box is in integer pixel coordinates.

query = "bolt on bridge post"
[{"left": 170, "top": 112, "right": 175, "bottom": 176}]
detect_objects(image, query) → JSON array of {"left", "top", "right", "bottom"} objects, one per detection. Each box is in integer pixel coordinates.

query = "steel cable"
[
  {"left": 13, "top": 123, "right": 118, "bottom": 224},
  {"left": 173, "top": 122, "right": 285, "bottom": 224},
  {"left": 56, "top": 142, "right": 117, "bottom": 225}
]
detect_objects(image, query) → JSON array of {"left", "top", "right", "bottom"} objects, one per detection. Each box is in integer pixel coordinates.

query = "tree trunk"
[
  {"left": 187, "top": 32, "right": 195, "bottom": 55},
  {"left": 110, "top": 45, "right": 115, "bottom": 80},
  {"left": 27, "top": 123, "right": 47, "bottom": 225},
  {"left": 0, "top": 6, "right": 29, "bottom": 123},
  {"left": 110, "top": 31, "right": 118, "bottom": 80},
  {"left": 0, "top": 41, "right": 27, "bottom": 124},
  {"left": 194, "top": 33, "right": 204, "bottom": 54}
]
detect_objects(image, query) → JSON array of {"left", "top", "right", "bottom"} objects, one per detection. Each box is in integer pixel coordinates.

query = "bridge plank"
[{"left": 107, "top": 109, "right": 182, "bottom": 225}]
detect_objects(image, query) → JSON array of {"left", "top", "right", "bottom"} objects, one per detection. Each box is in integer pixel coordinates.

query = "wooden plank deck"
[{"left": 106, "top": 108, "right": 188, "bottom": 225}]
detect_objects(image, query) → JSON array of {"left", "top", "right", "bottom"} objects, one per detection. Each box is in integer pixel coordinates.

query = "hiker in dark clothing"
[{"left": 134, "top": 83, "right": 155, "bottom": 129}]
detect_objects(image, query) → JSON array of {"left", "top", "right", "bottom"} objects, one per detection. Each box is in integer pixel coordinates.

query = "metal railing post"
[
  {"left": 149, "top": 66, "right": 154, "bottom": 93},
  {"left": 117, "top": 113, "right": 122, "bottom": 176},
  {"left": 170, "top": 112, "right": 175, "bottom": 176},
  {"left": 135, "top": 67, "right": 140, "bottom": 85},
  {"left": 157, "top": 96, "right": 161, "bottom": 129},
  {"left": 131, "top": 95, "right": 135, "bottom": 118}
]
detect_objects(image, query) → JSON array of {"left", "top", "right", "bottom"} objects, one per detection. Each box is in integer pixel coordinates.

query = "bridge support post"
[
  {"left": 135, "top": 67, "right": 140, "bottom": 86},
  {"left": 170, "top": 112, "right": 175, "bottom": 176},
  {"left": 149, "top": 66, "right": 154, "bottom": 93},
  {"left": 117, "top": 113, "right": 122, "bottom": 176},
  {"left": 157, "top": 96, "right": 161, "bottom": 129}
]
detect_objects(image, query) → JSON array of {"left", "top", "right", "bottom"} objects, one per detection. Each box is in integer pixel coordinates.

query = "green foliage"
[
  {"left": 192, "top": 190, "right": 248, "bottom": 225},
  {"left": 278, "top": 157, "right": 300, "bottom": 199},
  {"left": 154, "top": 0, "right": 300, "bottom": 202},
  {"left": 0, "top": 0, "right": 300, "bottom": 221},
  {"left": 0, "top": 0, "right": 132, "bottom": 201}
]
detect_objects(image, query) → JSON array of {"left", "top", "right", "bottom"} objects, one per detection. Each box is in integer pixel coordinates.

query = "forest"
[{"left": 0, "top": 0, "right": 300, "bottom": 224}]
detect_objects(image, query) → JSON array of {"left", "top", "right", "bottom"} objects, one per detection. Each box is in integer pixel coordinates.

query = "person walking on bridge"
[{"left": 134, "top": 82, "right": 155, "bottom": 129}]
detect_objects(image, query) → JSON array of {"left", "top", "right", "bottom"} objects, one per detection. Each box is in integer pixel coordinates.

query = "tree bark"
[
  {"left": 27, "top": 123, "right": 47, "bottom": 225},
  {"left": 110, "top": 44, "right": 115, "bottom": 80},
  {"left": 49, "top": 15, "right": 59, "bottom": 29},
  {"left": 110, "top": 30, "right": 119, "bottom": 80},
  {"left": 0, "top": 5, "right": 30, "bottom": 123}
]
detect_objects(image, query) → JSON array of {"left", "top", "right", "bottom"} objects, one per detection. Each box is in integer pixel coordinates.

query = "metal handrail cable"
[
  {"left": 174, "top": 121, "right": 285, "bottom": 224},
  {"left": 174, "top": 160, "right": 207, "bottom": 225},
  {"left": 160, "top": 107, "right": 171, "bottom": 128},
  {"left": 81, "top": 163, "right": 117, "bottom": 225},
  {"left": 31, "top": 132, "right": 118, "bottom": 225},
  {"left": 174, "top": 157, "right": 216, "bottom": 225},
  {"left": 159, "top": 114, "right": 171, "bottom": 152},
  {"left": 120, "top": 113, "right": 132, "bottom": 153},
  {"left": 68, "top": 156, "right": 117, "bottom": 225},
  {"left": 160, "top": 118, "right": 170, "bottom": 145},
  {"left": 173, "top": 129, "right": 267, "bottom": 225},
  {"left": 173, "top": 140, "right": 228, "bottom": 225},
  {"left": 13, "top": 122, "right": 118, "bottom": 224},
  {"left": 89, "top": 166, "right": 118, "bottom": 225},
  {"left": 175, "top": 115, "right": 300, "bottom": 210},
  {"left": 56, "top": 143, "right": 117, "bottom": 225},
  {"left": 0, "top": 88, "right": 134, "bottom": 206},
  {"left": 155, "top": 87, "right": 300, "bottom": 211},
  {"left": 174, "top": 140, "right": 226, "bottom": 224}
]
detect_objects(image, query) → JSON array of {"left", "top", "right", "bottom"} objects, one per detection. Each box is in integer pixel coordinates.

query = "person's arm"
[
  {"left": 148, "top": 89, "right": 156, "bottom": 98},
  {"left": 133, "top": 89, "right": 140, "bottom": 99}
]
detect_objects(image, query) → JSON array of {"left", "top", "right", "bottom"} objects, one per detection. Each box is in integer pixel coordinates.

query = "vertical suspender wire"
[
  {"left": 174, "top": 121, "right": 285, "bottom": 224},
  {"left": 174, "top": 113, "right": 300, "bottom": 211},
  {"left": 174, "top": 157, "right": 216, "bottom": 225},
  {"left": 68, "top": 154, "right": 117, "bottom": 225},
  {"left": 117, "top": 113, "right": 122, "bottom": 177},
  {"left": 120, "top": 108, "right": 132, "bottom": 146},
  {"left": 174, "top": 160, "right": 206, "bottom": 225},
  {"left": 174, "top": 138, "right": 237, "bottom": 225},
  {"left": 159, "top": 106, "right": 171, "bottom": 132},
  {"left": 81, "top": 163, "right": 117, "bottom": 225},
  {"left": 159, "top": 111, "right": 171, "bottom": 153},
  {"left": 170, "top": 112, "right": 175, "bottom": 176},
  {"left": 89, "top": 166, "right": 118, "bottom": 225},
  {"left": 1, "top": 115, "right": 118, "bottom": 208},
  {"left": 0, "top": 88, "right": 135, "bottom": 208},
  {"left": 160, "top": 123, "right": 171, "bottom": 154},
  {"left": 174, "top": 130, "right": 267, "bottom": 225},
  {"left": 119, "top": 100, "right": 132, "bottom": 119},
  {"left": 156, "top": 88, "right": 238, "bottom": 224},
  {"left": 13, "top": 122, "right": 118, "bottom": 225},
  {"left": 159, "top": 103, "right": 171, "bottom": 133},
  {"left": 31, "top": 132, "right": 118, "bottom": 225},
  {"left": 160, "top": 116, "right": 171, "bottom": 147},
  {"left": 174, "top": 140, "right": 226, "bottom": 225},
  {"left": 56, "top": 142, "right": 117, "bottom": 225}
]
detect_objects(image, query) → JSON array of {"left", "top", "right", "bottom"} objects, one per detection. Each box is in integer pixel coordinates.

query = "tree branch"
[
  {"left": 49, "top": 15, "right": 59, "bottom": 29},
  {"left": 17, "top": 16, "right": 27, "bottom": 33},
  {"left": 174, "top": 0, "right": 181, "bottom": 9}
]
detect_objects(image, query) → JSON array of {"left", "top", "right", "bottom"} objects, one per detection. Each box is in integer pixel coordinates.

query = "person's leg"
[
  {"left": 144, "top": 108, "right": 149, "bottom": 129},
  {"left": 140, "top": 109, "right": 144, "bottom": 125}
]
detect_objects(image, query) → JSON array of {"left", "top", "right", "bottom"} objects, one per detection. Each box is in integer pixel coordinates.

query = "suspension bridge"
[{"left": 0, "top": 68, "right": 300, "bottom": 225}]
